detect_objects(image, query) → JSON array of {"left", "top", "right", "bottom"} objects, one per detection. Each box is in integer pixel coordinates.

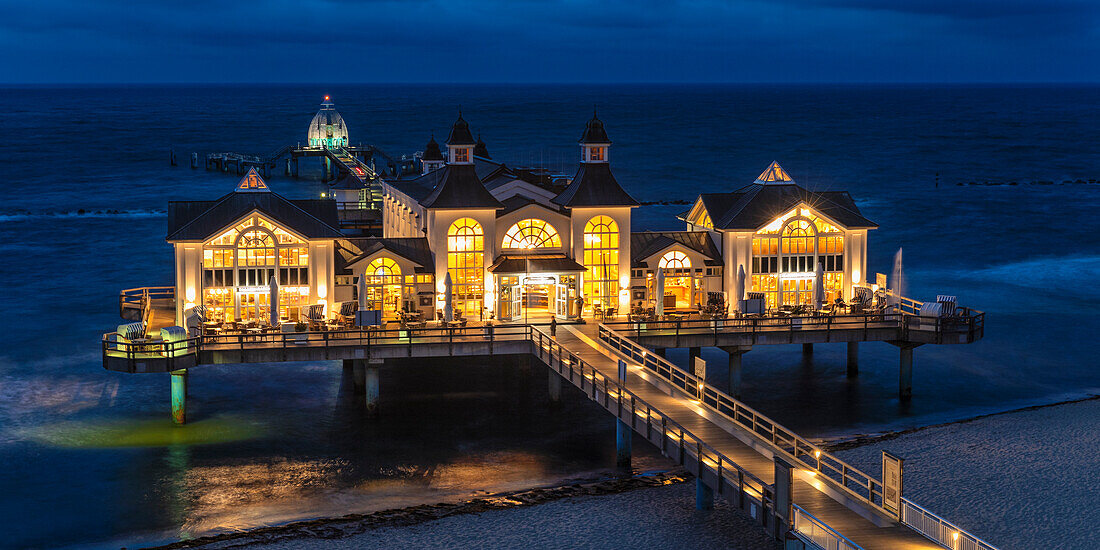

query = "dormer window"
[{"left": 454, "top": 147, "right": 470, "bottom": 163}]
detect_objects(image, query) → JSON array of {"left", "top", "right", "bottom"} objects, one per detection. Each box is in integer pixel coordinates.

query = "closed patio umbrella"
[
  {"left": 358, "top": 273, "right": 368, "bottom": 312},
  {"left": 891, "top": 247, "right": 906, "bottom": 307},
  {"left": 736, "top": 264, "right": 746, "bottom": 309},
  {"left": 443, "top": 272, "right": 453, "bottom": 322},
  {"left": 655, "top": 267, "right": 665, "bottom": 318},
  {"left": 814, "top": 260, "right": 825, "bottom": 310},
  {"left": 268, "top": 275, "right": 280, "bottom": 327}
]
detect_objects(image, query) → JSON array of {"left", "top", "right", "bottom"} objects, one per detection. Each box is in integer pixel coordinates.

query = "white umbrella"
[
  {"left": 655, "top": 267, "right": 665, "bottom": 318},
  {"left": 891, "top": 247, "right": 907, "bottom": 307},
  {"left": 268, "top": 275, "right": 280, "bottom": 327},
  {"left": 443, "top": 272, "right": 453, "bottom": 322},
  {"left": 356, "top": 273, "right": 368, "bottom": 326},
  {"left": 736, "top": 264, "right": 747, "bottom": 310},
  {"left": 814, "top": 260, "right": 825, "bottom": 310}
]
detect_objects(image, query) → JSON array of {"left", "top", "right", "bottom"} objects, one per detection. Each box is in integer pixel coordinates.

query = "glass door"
[
  {"left": 780, "top": 277, "right": 815, "bottom": 306},
  {"left": 237, "top": 291, "right": 271, "bottom": 322},
  {"left": 555, "top": 283, "right": 568, "bottom": 318}
]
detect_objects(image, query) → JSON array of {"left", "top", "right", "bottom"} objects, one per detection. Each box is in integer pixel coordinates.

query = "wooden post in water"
[{"left": 170, "top": 369, "right": 188, "bottom": 425}]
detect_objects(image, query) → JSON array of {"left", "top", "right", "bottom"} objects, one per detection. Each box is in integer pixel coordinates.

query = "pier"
[{"left": 100, "top": 310, "right": 991, "bottom": 550}]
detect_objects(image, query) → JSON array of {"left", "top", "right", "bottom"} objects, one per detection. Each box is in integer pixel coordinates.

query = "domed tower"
[
  {"left": 421, "top": 134, "right": 445, "bottom": 174},
  {"left": 307, "top": 96, "right": 349, "bottom": 148}
]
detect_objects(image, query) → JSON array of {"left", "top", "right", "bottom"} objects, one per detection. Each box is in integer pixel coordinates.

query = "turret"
[
  {"left": 579, "top": 111, "right": 610, "bottom": 164},
  {"left": 421, "top": 134, "right": 444, "bottom": 175},
  {"left": 445, "top": 112, "right": 477, "bottom": 165}
]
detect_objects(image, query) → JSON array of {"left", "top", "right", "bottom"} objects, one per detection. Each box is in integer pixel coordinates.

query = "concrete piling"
[
  {"left": 616, "top": 419, "right": 632, "bottom": 468},
  {"left": 719, "top": 346, "right": 749, "bottom": 399},
  {"left": 548, "top": 370, "right": 561, "bottom": 403},
  {"left": 365, "top": 360, "right": 381, "bottom": 417},
  {"left": 899, "top": 347, "right": 913, "bottom": 401},
  {"left": 696, "top": 478, "right": 715, "bottom": 510},
  {"left": 170, "top": 369, "right": 188, "bottom": 425},
  {"left": 688, "top": 347, "right": 701, "bottom": 367},
  {"left": 847, "top": 342, "right": 859, "bottom": 377},
  {"left": 802, "top": 343, "right": 813, "bottom": 355}
]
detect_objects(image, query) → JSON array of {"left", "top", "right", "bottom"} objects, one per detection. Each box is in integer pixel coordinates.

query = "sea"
[{"left": 1, "top": 84, "right": 1098, "bottom": 549}]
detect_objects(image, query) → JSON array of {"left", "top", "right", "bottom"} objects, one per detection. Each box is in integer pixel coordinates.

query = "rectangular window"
[{"left": 454, "top": 148, "right": 469, "bottom": 163}]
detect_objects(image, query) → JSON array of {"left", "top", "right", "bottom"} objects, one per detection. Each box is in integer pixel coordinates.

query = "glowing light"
[
  {"left": 815, "top": 450, "right": 821, "bottom": 458},
  {"left": 953, "top": 533, "right": 959, "bottom": 541},
  {"left": 324, "top": 95, "right": 330, "bottom": 101}
]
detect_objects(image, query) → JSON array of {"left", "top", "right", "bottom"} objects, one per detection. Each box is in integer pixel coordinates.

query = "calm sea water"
[{"left": 1, "top": 84, "right": 1099, "bottom": 548}]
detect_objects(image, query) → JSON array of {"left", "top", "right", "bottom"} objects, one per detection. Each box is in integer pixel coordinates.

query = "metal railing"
[
  {"left": 118, "top": 286, "right": 174, "bottom": 318},
  {"left": 529, "top": 328, "right": 780, "bottom": 527},
  {"left": 793, "top": 504, "right": 863, "bottom": 550},
  {"left": 902, "top": 499, "right": 997, "bottom": 550}
]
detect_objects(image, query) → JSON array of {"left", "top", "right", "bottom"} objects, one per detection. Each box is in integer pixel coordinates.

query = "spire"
[
  {"left": 755, "top": 161, "right": 793, "bottom": 184},
  {"left": 446, "top": 111, "right": 476, "bottom": 146},
  {"left": 235, "top": 167, "right": 270, "bottom": 193},
  {"left": 579, "top": 112, "right": 611, "bottom": 145},
  {"left": 474, "top": 133, "right": 490, "bottom": 159},
  {"left": 553, "top": 115, "right": 637, "bottom": 207},
  {"left": 422, "top": 134, "right": 444, "bottom": 161}
]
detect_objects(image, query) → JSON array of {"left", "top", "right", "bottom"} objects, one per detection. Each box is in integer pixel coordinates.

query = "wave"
[
  {"left": 0, "top": 208, "right": 166, "bottom": 222},
  {"left": 968, "top": 254, "right": 1100, "bottom": 291}
]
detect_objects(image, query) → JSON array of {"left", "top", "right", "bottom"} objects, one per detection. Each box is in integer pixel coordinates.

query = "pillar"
[
  {"left": 899, "top": 346, "right": 914, "bottom": 401},
  {"left": 616, "top": 419, "right": 632, "bottom": 468},
  {"left": 802, "top": 343, "right": 813, "bottom": 355},
  {"left": 719, "top": 346, "right": 749, "bottom": 399},
  {"left": 654, "top": 348, "right": 666, "bottom": 359},
  {"left": 548, "top": 370, "right": 561, "bottom": 403},
  {"left": 352, "top": 360, "right": 366, "bottom": 395},
  {"left": 170, "top": 369, "right": 188, "bottom": 425},
  {"left": 696, "top": 478, "right": 714, "bottom": 510},
  {"left": 365, "top": 360, "right": 381, "bottom": 417},
  {"left": 846, "top": 342, "right": 859, "bottom": 377},
  {"left": 688, "top": 347, "right": 701, "bottom": 367},
  {"left": 774, "top": 458, "right": 794, "bottom": 538}
]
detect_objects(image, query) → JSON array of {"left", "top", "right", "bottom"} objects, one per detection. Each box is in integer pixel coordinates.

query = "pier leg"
[
  {"left": 688, "top": 347, "right": 701, "bottom": 367},
  {"left": 774, "top": 458, "right": 794, "bottom": 538},
  {"left": 696, "top": 478, "right": 714, "bottom": 510},
  {"left": 352, "top": 360, "right": 366, "bottom": 395},
  {"left": 170, "top": 369, "right": 188, "bottom": 425},
  {"left": 899, "top": 346, "right": 914, "bottom": 401},
  {"left": 846, "top": 342, "right": 859, "bottom": 377},
  {"left": 548, "top": 370, "right": 561, "bottom": 403},
  {"left": 802, "top": 343, "right": 813, "bottom": 356},
  {"left": 292, "top": 157, "right": 299, "bottom": 178},
  {"left": 654, "top": 348, "right": 666, "bottom": 359},
  {"left": 365, "top": 360, "right": 381, "bottom": 418},
  {"left": 615, "top": 419, "right": 632, "bottom": 468},
  {"left": 720, "top": 346, "right": 749, "bottom": 399}
]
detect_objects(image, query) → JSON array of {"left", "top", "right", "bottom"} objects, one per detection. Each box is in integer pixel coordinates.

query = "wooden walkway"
[{"left": 552, "top": 323, "right": 940, "bottom": 550}]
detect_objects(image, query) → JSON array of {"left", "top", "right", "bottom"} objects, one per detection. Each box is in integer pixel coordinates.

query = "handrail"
[
  {"left": 598, "top": 323, "right": 892, "bottom": 514},
  {"left": 793, "top": 504, "right": 863, "bottom": 550},
  {"left": 528, "top": 327, "right": 777, "bottom": 513},
  {"left": 901, "top": 498, "right": 997, "bottom": 550},
  {"left": 118, "top": 286, "right": 175, "bottom": 318}
]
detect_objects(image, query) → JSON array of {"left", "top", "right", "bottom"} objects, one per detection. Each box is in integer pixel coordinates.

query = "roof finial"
[
  {"left": 458, "top": 105, "right": 463, "bottom": 118},
  {"left": 593, "top": 104, "right": 598, "bottom": 118}
]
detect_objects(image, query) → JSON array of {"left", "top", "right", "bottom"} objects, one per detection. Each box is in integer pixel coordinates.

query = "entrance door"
[
  {"left": 554, "top": 283, "right": 568, "bottom": 318},
  {"left": 780, "top": 277, "right": 814, "bottom": 306},
  {"left": 237, "top": 290, "right": 271, "bottom": 322}
]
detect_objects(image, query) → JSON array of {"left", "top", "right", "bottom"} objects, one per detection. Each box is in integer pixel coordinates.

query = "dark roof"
[
  {"left": 579, "top": 114, "right": 611, "bottom": 144},
  {"left": 330, "top": 173, "right": 368, "bottom": 190},
  {"left": 446, "top": 113, "right": 476, "bottom": 146},
  {"left": 167, "top": 192, "right": 342, "bottom": 241},
  {"left": 497, "top": 195, "right": 567, "bottom": 217},
  {"left": 474, "top": 134, "right": 490, "bottom": 159},
  {"left": 710, "top": 183, "right": 877, "bottom": 230},
  {"left": 421, "top": 164, "right": 504, "bottom": 209},
  {"left": 339, "top": 237, "right": 434, "bottom": 273},
  {"left": 422, "top": 135, "right": 444, "bottom": 161},
  {"left": 631, "top": 231, "right": 723, "bottom": 267},
  {"left": 488, "top": 254, "right": 587, "bottom": 274},
  {"left": 552, "top": 162, "right": 639, "bottom": 207}
]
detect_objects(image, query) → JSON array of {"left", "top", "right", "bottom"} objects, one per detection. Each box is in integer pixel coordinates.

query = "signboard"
[
  {"left": 876, "top": 272, "right": 888, "bottom": 289},
  {"left": 618, "top": 359, "right": 627, "bottom": 381},
  {"left": 882, "top": 451, "right": 904, "bottom": 518},
  {"left": 693, "top": 356, "right": 706, "bottom": 379}
]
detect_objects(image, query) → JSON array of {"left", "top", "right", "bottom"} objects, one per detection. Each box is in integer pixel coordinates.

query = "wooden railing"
[
  {"left": 529, "top": 328, "right": 782, "bottom": 532},
  {"left": 793, "top": 504, "right": 863, "bottom": 550},
  {"left": 118, "top": 286, "right": 174, "bottom": 319}
]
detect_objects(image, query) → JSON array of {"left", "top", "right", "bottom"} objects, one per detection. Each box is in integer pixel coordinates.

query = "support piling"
[
  {"left": 615, "top": 419, "right": 632, "bottom": 468},
  {"left": 170, "top": 369, "right": 188, "bottom": 425},
  {"left": 847, "top": 342, "right": 859, "bottom": 377},
  {"left": 696, "top": 477, "right": 714, "bottom": 510}
]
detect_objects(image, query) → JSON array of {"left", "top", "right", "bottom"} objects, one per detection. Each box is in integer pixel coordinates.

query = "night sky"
[{"left": 2, "top": 0, "right": 1098, "bottom": 83}]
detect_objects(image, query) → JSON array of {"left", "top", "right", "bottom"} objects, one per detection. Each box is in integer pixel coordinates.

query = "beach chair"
[
  {"left": 741, "top": 292, "right": 766, "bottom": 316},
  {"left": 299, "top": 304, "right": 326, "bottom": 330},
  {"left": 936, "top": 295, "right": 958, "bottom": 317},
  {"left": 850, "top": 287, "right": 873, "bottom": 313},
  {"left": 335, "top": 301, "right": 357, "bottom": 328}
]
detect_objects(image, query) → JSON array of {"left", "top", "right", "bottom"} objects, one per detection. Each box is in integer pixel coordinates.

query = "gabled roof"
[
  {"left": 394, "top": 157, "right": 511, "bottom": 208},
  {"left": 339, "top": 237, "right": 435, "bottom": 273},
  {"left": 422, "top": 135, "right": 444, "bottom": 161},
  {"left": 236, "top": 168, "right": 269, "bottom": 192},
  {"left": 420, "top": 164, "right": 503, "bottom": 209},
  {"left": 711, "top": 183, "right": 876, "bottom": 231},
  {"left": 167, "top": 192, "right": 342, "bottom": 241},
  {"left": 631, "top": 231, "right": 723, "bottom": 267},
  {"left": 497, "top": 194, "right": 568, "bottom": 217},
  {"left": 330, "top": 173, "right": 368, "bottom": 190},
  {"left": 446, "top": 113, "right": 476, "bottom": 146},
  {"left": 552, "top": 162, "right": 638, "bottom": 207},
  {"left": 580, "top": 113, "right": 611, "bottom": 144},
  {"left": 755, "top": 161, "right": 793, "bottom": 184}
]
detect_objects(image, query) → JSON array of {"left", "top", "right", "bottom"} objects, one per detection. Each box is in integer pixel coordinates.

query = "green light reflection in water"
[{"left": 29, "top": 415, "right": 266, "bottom": 448}]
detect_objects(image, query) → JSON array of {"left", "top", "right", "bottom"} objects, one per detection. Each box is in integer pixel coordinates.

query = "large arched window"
[
  {"left": 363, "top": 257, "right": 402, "bottom": 317},
  {"left": 658, "top": 250, "right": 691, "bottom": 270},
  {"left": 202, "top": 215, "right": 310, "bottom": 322},
  {"left": 448, "top": 218, "right": 484, "bottom": 317},
  {"left": 750, "top": 206, "right": 845, "bottom": 308},
  {"left": 502, "top": 219, "right": 561, "bottom": 249},
  {"left": 582, "top": 216, "right": 619, "bottom": 307}
]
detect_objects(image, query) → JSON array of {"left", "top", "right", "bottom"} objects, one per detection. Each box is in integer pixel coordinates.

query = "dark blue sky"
[{"left": 3, "top": 0, "right": 1098, "bottom": 83}]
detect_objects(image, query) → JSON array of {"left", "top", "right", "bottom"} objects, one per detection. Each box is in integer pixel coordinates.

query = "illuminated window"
[
  {"left": 589, "top": 147, "right": 605, "bottom": 162},
  {"left": 751, "top": 206, "right": 845, "bottom": 307},
  {"left": 502, "top": 219, "right": 562, "bottom": 249},
  {"left": 583, "top": 215, "right": 619, "bottom": 306},
  {"left": 363, "top": 257, "right": 402, "bottom": 317},
  {"left": 454, "top": 148, "right": 470, "bottom": 163},
  {"left": 658, "top": 251, "right": 691, "bottom": 270},
  {"left": 448, "top": 218, "right": 484, "bottom": 317}
]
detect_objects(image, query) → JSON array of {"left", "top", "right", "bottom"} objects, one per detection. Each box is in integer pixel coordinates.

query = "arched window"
[
  {"left": 658, "top": 250, "right": 691, "bottom": 270},
  {"left": 448, "top": 218, "right": 484, "bottom": 317},
  {"left": 502, "top": 219, "right": 561, "bottom": 249},
  {"left": 582, "top": 216, "right": 619, "bottom": 307},
  {"left": 363, "top": 257, "right": 401, "bottom": 317},
  {"left": 749, "top": 206, "right": 846, "bottom": 308}
]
